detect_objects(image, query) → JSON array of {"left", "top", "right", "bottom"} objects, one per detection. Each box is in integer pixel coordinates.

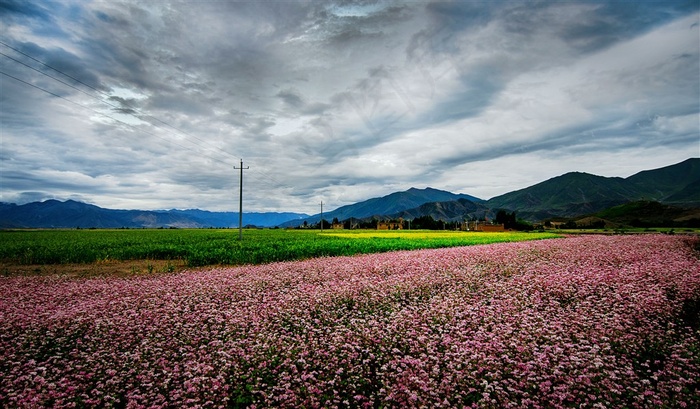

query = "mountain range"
[
  {"left": 1, "top": 158, "right": 698, "bottom": 229},
  {"left": 485, "top": 157, "right": 700, "bottom": 221},
  {"left": 0, "top": 200, "right": 308, "bottom": 229},
  {"left": 573, "top": 200, "right": 700, "bottom": 229},
  {"left": 279, "top": 187, "right": 483, "bottom": 227},
  {"left": 285, "top": 157, "right": 699, "bottom": 226}
]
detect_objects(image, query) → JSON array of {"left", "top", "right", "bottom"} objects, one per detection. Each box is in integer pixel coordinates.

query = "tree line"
[{"left": 299, "top": 211, "right": 535, "bottom": 231}]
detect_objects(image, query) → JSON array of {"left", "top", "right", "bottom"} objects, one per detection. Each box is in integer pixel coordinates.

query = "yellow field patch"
[{"left": 320, "top": 230, "right": 519, "bottom": 240}]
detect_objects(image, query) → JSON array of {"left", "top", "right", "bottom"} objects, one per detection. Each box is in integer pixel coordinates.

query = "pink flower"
[{"left": 1, "top": 234, "right": 698, "bottom": 407}]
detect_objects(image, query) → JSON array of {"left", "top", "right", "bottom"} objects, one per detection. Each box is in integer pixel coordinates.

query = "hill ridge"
[
  {"left": 2, "top": 158, "right": 697, "bottom": 228},
  {"left": 484, "top": 158, "right": 699, "bottom": 221},
  {"left": 0, "top": 202, "right": 308, "bottom": 229}
]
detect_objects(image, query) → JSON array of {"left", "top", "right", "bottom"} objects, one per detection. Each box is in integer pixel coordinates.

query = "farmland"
[
  {"left": 1, "top": 234, "right": 699, "bottom": 407},
  {"left": 0, "top": 229, "right": 558, "bottom": 273}
]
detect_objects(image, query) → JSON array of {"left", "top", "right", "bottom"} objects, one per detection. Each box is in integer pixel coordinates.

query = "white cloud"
[{"left": 0, "top": 1, "right": 697, "bottom": 214}]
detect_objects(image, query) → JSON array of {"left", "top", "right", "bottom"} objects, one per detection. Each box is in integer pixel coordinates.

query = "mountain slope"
[
  {"left": 485, "top": 158, "right": 700, "bottom": 221},
  {"left": 169, "top": 209, "right": 308, "bottom": 228},
  {"left": 626, "top": 158, "right": 700, "bottom": 201},
  {"left": 485, "top": 173, "right": 637, "bottom": 220},
  {"left": 331, "top": 187, "right": 482, "bottom": 219},
  {"left": 585, "top": 200, "right": 700, "bottom": 227},
  {"left": 391, "top": 198, "right": 490, "bottom": 222},
  {"left": 0, "top": 200, "right": 308, "bottom": 229},
  {"left": 280, "top": 187, "right": 483, "bottom": 227},
  {"left": 0, "top": 200, "right": 131, "bottom": 229},
  {"left": 664, "top": 178, "right": 700, "bottom": 205},
  {"left": 3, "top": 158, "right": 697, "bottom": 228}
]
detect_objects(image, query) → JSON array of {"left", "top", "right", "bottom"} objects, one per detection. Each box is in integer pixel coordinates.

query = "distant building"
[
  {"left": 377, "top": 219, "right": 403, "bottom": 230},
  {"left": 331, "top": 222, "right": 344, "bottom": 230},
  {"left": 461, "top": 221, "right": 505, "bottom": 232}
]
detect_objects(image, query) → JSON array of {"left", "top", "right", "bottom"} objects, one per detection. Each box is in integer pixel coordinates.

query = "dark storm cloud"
[
  {"left": 16, "top": 43, "right": 105, "bottom": 90},
  {"left": 277, "top": 88, "right": 305, "bottom": 108},
  {"left": 0, "top": 0, "right": 697, "bottom": 212},
  {"left": 0, "top": 0, "right": 55, "bottom": 22},
  {"left": 555, "top": 1, "right": 695, "bottom": 52}
]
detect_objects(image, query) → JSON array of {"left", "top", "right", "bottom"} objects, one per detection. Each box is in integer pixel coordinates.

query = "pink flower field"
[{"left": 2, "top": 234, "right": 699, "bottom": 408}]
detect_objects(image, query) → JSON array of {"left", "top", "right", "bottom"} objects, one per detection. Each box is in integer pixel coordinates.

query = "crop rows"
[
  {"left": 0, "top": 229, "right": 557, "bottom": 267},
  {"left": 1, "top": 234, "right": 699, "bottom": 407}
]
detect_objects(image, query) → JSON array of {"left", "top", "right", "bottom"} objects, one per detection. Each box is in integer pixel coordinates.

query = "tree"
[
  {"left": 562, "top": 220, "right": 577, "bottom": 229},
  {"left": 495, "top": 210, "right": 517, "bottom": 229},
  {"left": 412, "top": 215, "right": 441, "bottom": 230}
]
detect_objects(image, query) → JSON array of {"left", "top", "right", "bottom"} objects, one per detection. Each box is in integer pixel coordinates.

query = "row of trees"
[
  {"left": 299, "top": 212, "right": 535, "bottom": 231},
  {"left": 299, "top": 212, "right": 700, "bottom": 231},
  {"left": 494, "top": 210, "right": 534, "bottom": 231},
  {"left": 300, "top": 218, "right": 377, "bottom": 230}
]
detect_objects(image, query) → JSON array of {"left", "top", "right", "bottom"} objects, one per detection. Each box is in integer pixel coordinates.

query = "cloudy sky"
[{"left": 1, "top": 0, "right": 698, "bottom": 213}]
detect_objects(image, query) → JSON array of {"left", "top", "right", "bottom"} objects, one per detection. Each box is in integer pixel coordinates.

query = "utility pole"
[
  {"left": 234, "top": 159, "right": 249, "bottom": 240},
  {"left": 320, "top": 201, "right": 323, "bottom": 232}
]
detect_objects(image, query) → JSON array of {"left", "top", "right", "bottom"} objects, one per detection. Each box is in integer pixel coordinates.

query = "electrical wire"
[
  {"left": 0, "top": 40, "right": 233, "bottom": 160},
  {"left": 0, "top": 48, "right": 239, "bottom": 167},
  {"left": 0, "top": 40, "right": 302, "bottom": 207},
  {"left": 0, "top": 40, "right": 292, "bottom": 195},
  {"left": 0, "top": 69, "right": 236, "bottom": 168}
]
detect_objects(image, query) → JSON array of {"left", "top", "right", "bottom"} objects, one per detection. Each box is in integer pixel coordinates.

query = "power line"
[
  {"left": 0, "top": 69, "right": 236, "bottom": 168},
  {"left": 0, "top": 39, "right": 109, "bottom": 96},
  {"left": 0, "top": 39, "right": 223, "bottom": 156},
  {"left": 1, "top": 41, "right": 291, "bottom": 193},
  {"left": 0, "top": 40, "right": 297, "bottom": 204},
  {"left": 0, "top": 48, "right": 239, "bottom": 167}
]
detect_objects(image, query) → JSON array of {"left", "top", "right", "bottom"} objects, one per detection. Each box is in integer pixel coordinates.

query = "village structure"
[
  {"left": 376, "top": 220, "right": 404, "bottom": 230},
  {"left": 460, "top": 221, "right": 506, "bottom": 232},
  {"left": 326, "top": 217, "right": 506, "bottom": 232}
]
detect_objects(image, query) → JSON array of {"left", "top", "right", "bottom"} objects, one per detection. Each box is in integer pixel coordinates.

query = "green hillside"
[
  {"left": 485, "top": 172, "right": 637, "bottom": 220},
  {"left": 626, "top": 158, "right": 700, "bottom": 201},
  {"left": 584, "top": 200, "right": 700, "bottom": 228},
  {"left": 486, "top": 158, "right": 700, "bottom": 221}
]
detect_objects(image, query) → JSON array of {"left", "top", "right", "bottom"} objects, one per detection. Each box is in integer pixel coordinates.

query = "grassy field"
[{"left": 0, "top": 228, "right": 559, "bottom": 270}]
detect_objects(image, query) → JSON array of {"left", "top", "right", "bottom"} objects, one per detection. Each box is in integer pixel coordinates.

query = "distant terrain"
[
  {"left": 285, "top": 157, "right": 699, "bottom": 227},
  {"left": 570, "top": 200, "right": 700, "bottom": 229},
  {"left": 2, "top": 158, "right": 698, "bottom": 229},
  {"left": 485, "top": 157, "right": 700, "bottom": 221},
  {"left": 0, "top": 201, "right": 308, "bottom": 229}
]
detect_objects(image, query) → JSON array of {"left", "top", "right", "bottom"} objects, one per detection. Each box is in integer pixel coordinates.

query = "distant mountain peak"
[
  {"left": 0, "top": 200, "right": 309, "bottom": 229},
  {"left": 3, "top": 158, "right": 696, "bottom": 228},
  {"left": 279, "top": 186, "right": 484, "bottom": 227},
  {"left": 409, "top": 186, "right": 451, "bottom": 193}
]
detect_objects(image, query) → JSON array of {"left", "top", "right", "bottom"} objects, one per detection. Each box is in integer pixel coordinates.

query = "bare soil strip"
[{"left": 1, "top": 259, "right": 193, "bottom": 278}]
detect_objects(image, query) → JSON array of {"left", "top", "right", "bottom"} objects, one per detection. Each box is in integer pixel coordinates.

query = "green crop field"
[{"left": 0, "top": 228, "right": 560, "bottom": 268}]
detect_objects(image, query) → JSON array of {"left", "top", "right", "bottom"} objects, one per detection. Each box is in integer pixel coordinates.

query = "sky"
[{"left": 1, "top": 0, "right": 698, "bottom": 214}]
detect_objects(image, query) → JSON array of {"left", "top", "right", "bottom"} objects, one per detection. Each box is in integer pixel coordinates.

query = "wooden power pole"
[{"left": 234, "top": 160, "right": 249, "bottom": 240}]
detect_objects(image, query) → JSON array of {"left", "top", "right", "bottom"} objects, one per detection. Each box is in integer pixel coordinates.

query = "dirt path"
[{"left": 1, "top": 259, "right": 195, "bottom": 278}]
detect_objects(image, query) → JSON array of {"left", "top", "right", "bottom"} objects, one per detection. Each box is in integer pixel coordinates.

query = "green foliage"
[
  {"left": 410, "top": 215, "right": 442, "bottom": 229},
  {"left": 495, "top": 210, "right": 516, "bottom": 227},
  {"left": 594, "top": 200, "right": 700, "bottom": 228},
  {"left": 0, "top": 229, "right": 560, "bottom": 267},
  {"left": 494, "top": 210, "right": 534, "bottom": 231}
]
